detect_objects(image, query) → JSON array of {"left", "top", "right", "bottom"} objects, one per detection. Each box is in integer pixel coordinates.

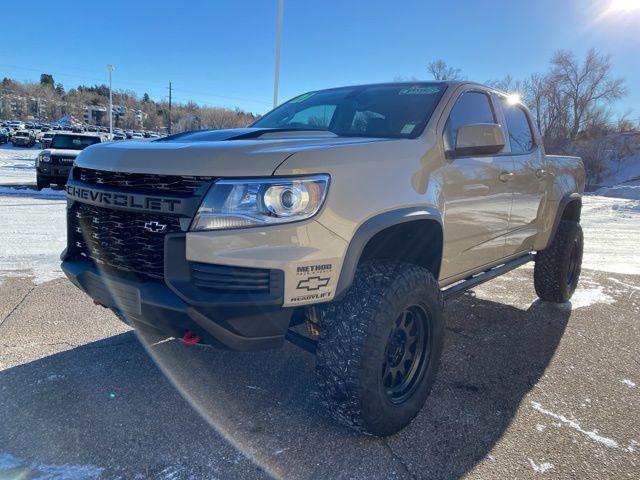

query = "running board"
[{"left": 441, "top": 253, "right": 535, "bottom": 300}]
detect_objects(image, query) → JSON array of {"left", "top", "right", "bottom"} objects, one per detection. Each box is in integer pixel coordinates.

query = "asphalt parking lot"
[{"left": 1, "top": 265, "right": 638, "bottom": 479}]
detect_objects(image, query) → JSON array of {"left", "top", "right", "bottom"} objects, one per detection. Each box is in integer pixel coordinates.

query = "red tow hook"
[{"left": 182, "top": 330, "right": 201, "bottom": 346}]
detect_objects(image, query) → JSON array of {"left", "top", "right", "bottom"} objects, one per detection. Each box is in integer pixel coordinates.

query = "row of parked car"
[
  {"left": 0, "top": 120, "right": 166, "bottom": 190},
  {"left": 0, "top": 120, "right": 163, "bottom": 147}
]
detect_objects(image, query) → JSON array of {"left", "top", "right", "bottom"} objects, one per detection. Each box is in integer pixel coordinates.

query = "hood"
[
  {"left": 74, "top": 128, "right": 390, "bottom": 177},
  {"left": 47, "top": 148, "right": 81, "bottom": 157}
]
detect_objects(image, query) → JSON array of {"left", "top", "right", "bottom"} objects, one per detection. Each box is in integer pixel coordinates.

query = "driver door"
[{"left": 439, "top": 90, "right": 514, "bottom": 281}]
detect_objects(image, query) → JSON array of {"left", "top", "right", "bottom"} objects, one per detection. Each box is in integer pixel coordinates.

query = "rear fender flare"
[{"left": 536, "top": 192, "right": 582, "bottom": 251}]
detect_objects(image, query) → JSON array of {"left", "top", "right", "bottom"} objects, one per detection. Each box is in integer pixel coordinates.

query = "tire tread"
[{"left": 315, "top": 261, "right": 443, "bottom": 434}]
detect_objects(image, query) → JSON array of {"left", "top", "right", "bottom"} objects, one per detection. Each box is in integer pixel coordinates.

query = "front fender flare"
[{"left": 334, "top": 207, "right": 443, "bottom": 298}]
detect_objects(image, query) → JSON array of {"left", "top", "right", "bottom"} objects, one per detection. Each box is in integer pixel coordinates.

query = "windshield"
[
  {"left": 252, "top": 83, "right": 446, "bottom": 139},
  {"left": 15, "top": 132, "right": 29, "bottom": 137},
  {"left": 50, "top": 134, "right": 101, "bottom": 149}
]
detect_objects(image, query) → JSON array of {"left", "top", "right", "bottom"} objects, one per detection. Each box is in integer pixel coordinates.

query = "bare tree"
[
  {"left": 485, "top": 75, "right": 522, "bottom": 93},
  {"left": 550, "top": 49, "right": 626, "bottom": 140},
  {"left": 615, "top": 110, "right": 636, "bottom": 133},
  {"left": 427, "top": 60, "right": 464, "bottom": 81}
]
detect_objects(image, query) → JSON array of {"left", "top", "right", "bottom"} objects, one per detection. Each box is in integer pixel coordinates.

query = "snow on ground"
[
  {"left": 531, "top": 401, "right": 620, "bottom": 449},
  {"left": 595, "top": 180, "right": 640, "bottom": 200},
  {"left": 599, "top": 155, "right": 640, "bottom": 187},
  {"left": 528, "top": 459, "right": 554, "bottom": 473},
  {"left": 565, "top": 285, "right": 615, "bottom": 309},
  {"left": 0, "top": 189, "right": 66, "bottom": 284},
  {"left": 0, "top": 145, "right": 40, "bottom": 185},
  {"left": 0, "top": 146, "right": 67, "bottom": 283},
  {"left": 595, "top": 132, "right": 640, "bottom": 187},
  {"left": 580, "top": 194, "right": 640, "bottom": 275},
  {"left": 621, "top": 379, "right": 636, "bottom": 388}
]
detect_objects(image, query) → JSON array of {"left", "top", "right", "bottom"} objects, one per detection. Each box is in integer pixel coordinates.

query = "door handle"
[
  {"left": 498, "top": 171, "right": 514, "bottom": 182},
  {"left": 535, "top": 168, "right": 547, "bottom": 179}
]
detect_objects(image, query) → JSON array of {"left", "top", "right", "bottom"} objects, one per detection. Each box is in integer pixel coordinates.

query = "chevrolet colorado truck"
[
  {"left": 61, "top": 82, "right": 585, "bottom": 435},
  {"left": 36, "top": 132, "right": 103, "bottom": 190}
]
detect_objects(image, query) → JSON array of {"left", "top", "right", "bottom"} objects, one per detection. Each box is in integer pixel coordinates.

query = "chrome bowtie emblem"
[{"left": 144, "top": 221, "right": 167, "bottom": 233}]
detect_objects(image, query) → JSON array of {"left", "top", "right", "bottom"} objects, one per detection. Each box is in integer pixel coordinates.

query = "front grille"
[
  {"left": 190, "top": 262, "right": 274, "bottom": 294},
  {"left": 71, "top": 203, "right": 182, "bottom": 279},
  {"left": 74, "top": 167, "right": 213, "bottom": 195},
  {"left": 51, "top": 155, "right": 75, "bottom": 165}
]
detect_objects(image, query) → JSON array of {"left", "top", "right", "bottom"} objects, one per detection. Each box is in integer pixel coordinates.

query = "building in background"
[{"left": 83, "top": 105, "right": 107, "bottom": 125}]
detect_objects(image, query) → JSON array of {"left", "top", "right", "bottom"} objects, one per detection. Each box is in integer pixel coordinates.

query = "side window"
[
  {"left": 500, "top": 99, "right": 535, "bottom": 153},
  {"left": 444, "top": 91, "right": 495, "bottom": 151}
]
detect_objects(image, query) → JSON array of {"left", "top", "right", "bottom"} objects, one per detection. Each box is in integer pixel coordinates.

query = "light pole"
[
  {"left": 272, "top": 0, "right": 283, "bottom": 108},
  {"left": 107, "top": 64, "right": 114, "bottom": 140}
]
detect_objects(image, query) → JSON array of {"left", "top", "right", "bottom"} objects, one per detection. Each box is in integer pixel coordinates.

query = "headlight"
[
  {"left": 191, "top": 175, "right": 330, "bottom": 231},
  {"left": 37, "top": 152, "right": 50, "bottom": 164}
]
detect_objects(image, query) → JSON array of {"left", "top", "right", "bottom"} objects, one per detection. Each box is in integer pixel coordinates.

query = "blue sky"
[{"left": 2, "top": 0, "right": 639, "bottom": 118}]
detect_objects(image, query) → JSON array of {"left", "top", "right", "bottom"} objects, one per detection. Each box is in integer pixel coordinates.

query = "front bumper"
[
  {"left": 61, "top": 251, "right": 293, "bottom": 351},
  {"left": 62, "top": 173, "right": 348, "bottom": 349}
]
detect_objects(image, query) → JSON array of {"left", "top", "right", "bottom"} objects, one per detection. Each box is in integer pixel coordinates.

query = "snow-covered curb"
[{"left": 0, "top": 185, "right": 66, "bottom": 199}]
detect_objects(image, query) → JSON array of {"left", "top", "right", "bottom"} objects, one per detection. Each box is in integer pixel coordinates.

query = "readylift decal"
[
  {"left": 290, "top": 291, "right": 332, "bottom": 303},
  {"left": 290, "top": 263, "right": 334, "bottom": 302}
]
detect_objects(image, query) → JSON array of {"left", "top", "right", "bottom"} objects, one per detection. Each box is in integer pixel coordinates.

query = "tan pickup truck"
[{"left": 61, "top": 81, "right": 585, "bottom": 435}]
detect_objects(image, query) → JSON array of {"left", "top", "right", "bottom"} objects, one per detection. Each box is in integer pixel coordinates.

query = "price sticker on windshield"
[
  {"left": 399, "top": 86, "right": 440, "bottom": 95},
  {"left": 290, "top": 92, "right": 315, "bottom": 103}
]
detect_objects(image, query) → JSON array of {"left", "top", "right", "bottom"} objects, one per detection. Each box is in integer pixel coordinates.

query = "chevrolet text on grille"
[{"left": 65, "top": 185, "right": 182, "bottom": 212}]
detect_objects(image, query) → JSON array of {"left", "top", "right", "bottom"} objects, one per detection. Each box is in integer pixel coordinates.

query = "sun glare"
[
  {"left": 607, "top": 0, "right": 640, "bottom": 13},
  {"left": 506, "top": 93, "right": 521, "bottom": 105}
]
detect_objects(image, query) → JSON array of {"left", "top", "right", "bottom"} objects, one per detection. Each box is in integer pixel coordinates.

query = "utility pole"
[
  {"left": 107, "top": 64, "right": 114, "bottom": 140},
  {"left": 273, "top": 0, "right": 283, "bottom": 108},
  {"left": 168, "top": 81, "right": 172, "bottom": 134}
]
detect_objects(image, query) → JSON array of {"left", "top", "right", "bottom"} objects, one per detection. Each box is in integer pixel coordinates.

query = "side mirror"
[{"left": 450, "top": 123, "right": 505, "bottom": 158}]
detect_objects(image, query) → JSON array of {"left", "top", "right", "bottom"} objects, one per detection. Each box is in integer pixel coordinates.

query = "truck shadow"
[{"left": 0, "top": 290, "right": 571, "bottom": 479}]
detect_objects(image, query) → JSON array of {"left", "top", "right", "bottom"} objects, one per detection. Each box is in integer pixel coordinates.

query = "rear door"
[
  {"left": 439, "top": 88, "right": 514, "bottom": 280},
  {"left": 497, "top": 96, "right": 547, "bottom": 255}
]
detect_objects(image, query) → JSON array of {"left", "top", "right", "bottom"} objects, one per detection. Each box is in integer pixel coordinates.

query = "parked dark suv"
[{"left": 36, "top": 133, "right": 103, "bottom": 189}]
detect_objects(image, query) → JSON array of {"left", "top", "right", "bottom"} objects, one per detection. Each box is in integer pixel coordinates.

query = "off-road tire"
[
  {"left": 36, "top": 179, "right": 48, "bottom": 191},
  {"left": 315, "top": 261, "right": 444, "bottom": 436},
  {"left": 534, "top": 220, "right": 583, "bottom": 303}
]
